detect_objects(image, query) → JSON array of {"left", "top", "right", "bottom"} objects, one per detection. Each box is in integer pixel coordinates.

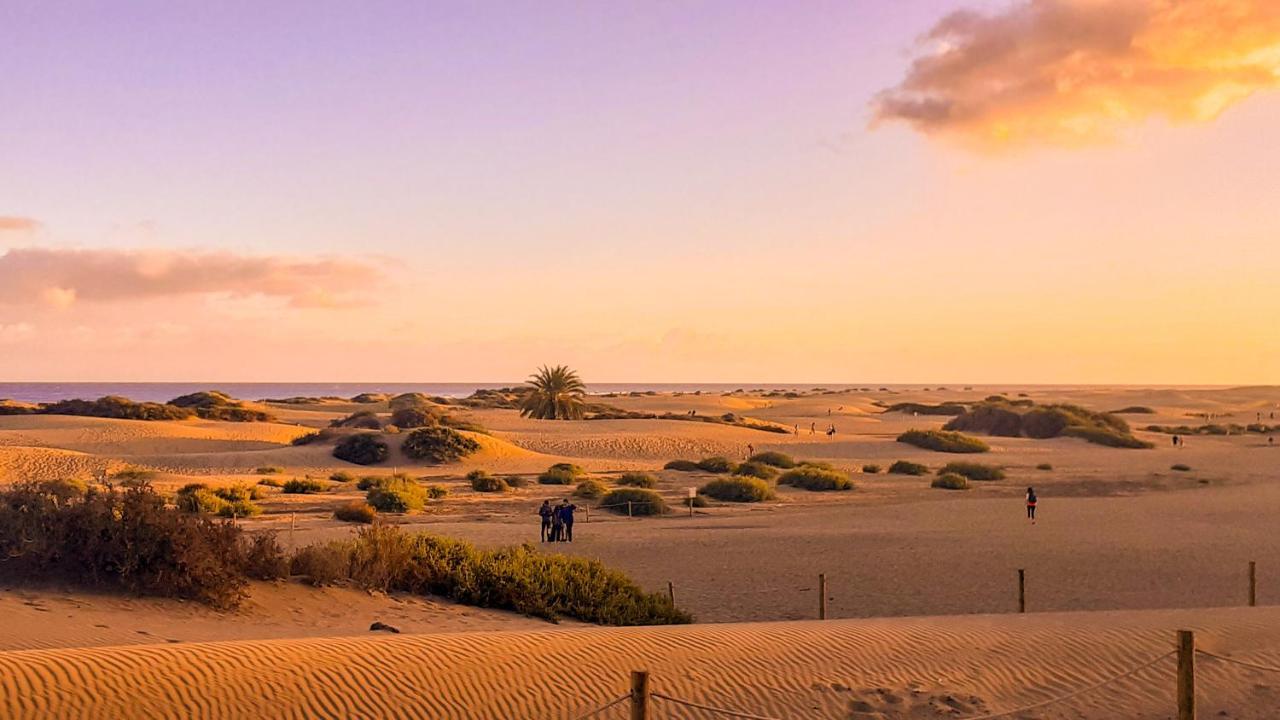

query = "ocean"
[{"left": 0, "top": 382, "right": 873, "bottom": 405}]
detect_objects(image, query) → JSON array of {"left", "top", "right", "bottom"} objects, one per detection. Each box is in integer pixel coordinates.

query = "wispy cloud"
[
  {"left": 0, "top": 247, "right": 385, "bottom": 308},
  {"left": 0, "top": 216, "right": 41, "bottom": 233},
  {"left": 873, "top": 0, "right": 1280, "bottom": 146}
]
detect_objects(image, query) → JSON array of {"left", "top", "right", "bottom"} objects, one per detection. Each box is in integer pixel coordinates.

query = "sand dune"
[{"left": 2, "top": 606, "right": 1278, "bottom": 718}]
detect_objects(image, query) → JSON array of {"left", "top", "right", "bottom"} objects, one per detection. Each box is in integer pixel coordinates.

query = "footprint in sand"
[{"left": 845, "top": 686, "right": 987, "bottom": 719}]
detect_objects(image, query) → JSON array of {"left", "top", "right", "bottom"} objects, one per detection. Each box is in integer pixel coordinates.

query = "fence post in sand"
[
  {"left": 1177, "top": 630, "right": 1195, "bottom": 720},
  {"left": 290, "top": 512, "right": 296, "bottom": 549},
  {"left": 630, "top": 670, "right": 650, "bottom": 720},
  {"left": 584, "top": 506, "right": 590, "bottom": 524},
  {"left": 1018, "top": 569, "right": 1026, "bottom": 614},
  {"left": 627, "top": 501, "right": 633, "bottom": 518},
  {"left": 819, "top": 573, "right": 828, "bottom": 620},
  {"left": 667, "top": 581, "right": 675, "bottom": 607},
  {"left": 1249, "top": 561, "right": 1257, "bottom": 607}
]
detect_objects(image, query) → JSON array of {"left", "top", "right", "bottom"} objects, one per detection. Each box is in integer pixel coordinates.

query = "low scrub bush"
[
  {"left": 400, "top": 427, "right": 480, "bottom": 463},
  {"left": 600, "top": 488, "right": 667, "bottom": 515},
  {"left": 778, "top": 466, "right": 854, "bottom": 491},
  {"left": 938, "top": 462, "right": 1005, "bottom": 481},
  {"left": 283, "top": 478, "right": 326, "bottom": 494},
  {"left": 861, "top": 464, "right": 882, "bottom": 474},
  {"left": 390, "top": 405, "right": 441, "bottom": 429},
  {"left": 467, "top": 470, "right": 508, "bottom": 492},
  {"left": 931, "top": 473, "right": 970, "bottom": 490},
  {"left": 40, "top": 396, "right": 192, "bottom": 421},
  {"left": 290, "top": 431, "right": 321, "bottom": 446},
  {"left": 110, "top": 468, "right": 157, "bottom": 483},
  {"left": 1036, "top": 463, "right": 1053, "bottom": 471},
  {"left": 538, "top": 468, "right": 576, "bottom": 485},
  {"left": 700, "top": 476, "right": 775, "bottom": 502},
  {"left": 1111, "top": 406, "right": 1156, "bottom": 414},
  {"left": 574, "top": 479, "right": 608, "bottom": 499},
  {"left": 682, "top": 495, "right": 709, "bottom": 508},
  {"left": 333, "top": 433, "right": 390, "bottom": 465},
  {"left": 1171, "top": 463, "right": 1192, "bottom": 472},
  {"left": 175, "top": 483, "right": 261, "bottom": 517},
  {"left": 329, "top": 471, "right": 356, "bottom": 483},
  {"left": 334, "top": 501, "right": 377, "bottom": 523},
  {"left": 696, "top": 456, "right": 736, "bottom": 473},
  {"left": 548, "top": 462, "right": 585, "bottom": 476},
  {"left": 503, "top": 474, "right": 529, "bottom": 488},
  {"left": 617, "top": 472, "right": 658, "bottom": 488},
  {"left": 897, "top": 429, "right": 990, "bottom": 453},
  {"left": 747, "top": 451, "right": 796, "bottom": 468},
  {"left": 257, "top": 477, "right": 283, "bottom": 488},
  {"left": 330, "top": 410, "right": 384, "bottom": 429},
  {"left": 733, "top": 461, "right": 778, "bottom": 480},
  {"left": 1062, "top": 426, "right": 1154, "bottom": 449},
  {"left": 255, "top": 466, "right": 283, "bottom": 475},
  {"left": 427, "top": 484, "right": 449, "bottom": 500},
  {"left": 366, "top": 478, "right": 427, "bottom": 513},
  {"left": 888, "top": 460, "right": 929, "bottom": 476},
  {"left": 663, "top": 459, "right": 700, "bottom": 472}
]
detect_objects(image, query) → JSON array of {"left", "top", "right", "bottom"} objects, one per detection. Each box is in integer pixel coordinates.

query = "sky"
[{"left": 2, "top": 0, "right": 1279, "bottom": 384}]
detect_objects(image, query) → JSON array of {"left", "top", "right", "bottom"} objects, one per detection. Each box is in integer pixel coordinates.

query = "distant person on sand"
[
  {"left": 746, "top": 443, "right": 754, "bottom": 458},
  {"left": 826, "top": 424, "right": 835, "bottom": 437},
  {"left": 1026, "top": 487, "right": 1037, "bottom": 523},
  {"left": 810, "top": 422, "right": 816, "bottom": 435},
  {"left": 538, "top": 500, "right": 554, "bottom": 542},
  {"left": 550, "top": 501, "right": 565, "bottom": 542},
  {"left": 558, "top": 499, "right": 577, "bottom": 542},
  {"left": 794, "top": 424, "right": 799, "bottom": 435},
  {"left": 1172, "top": 435, "right": 1179, "bottom": 448}
]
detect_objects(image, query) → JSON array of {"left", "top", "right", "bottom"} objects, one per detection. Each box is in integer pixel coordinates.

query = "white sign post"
[{"left": 687, "top": 487, "right": 696, "bottom": 517}]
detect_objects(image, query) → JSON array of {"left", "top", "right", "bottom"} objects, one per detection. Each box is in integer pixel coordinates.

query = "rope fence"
[{"left": 561, "top": 631, "right": 1280, "bottom": 719}]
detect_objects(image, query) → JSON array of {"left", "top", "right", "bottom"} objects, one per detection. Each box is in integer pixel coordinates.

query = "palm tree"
[{"left": 519, "top": 365, "right": 587, "bottom": 420}]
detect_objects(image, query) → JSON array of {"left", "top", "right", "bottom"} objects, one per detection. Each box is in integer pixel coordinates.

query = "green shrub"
[
  {"left": 110, "top": 468, "right": 157, "bottom": 483},
  {"left": 214, "top": 484, "right": 261, "bottom": 503},
  {"left": 778, "top": 466, "right": 854, "bottom": 491},
  {"left": 600, "top": 488, "right": 667, "bottom": 515},
  {"left": 861, "top": 464, "right": 882, "bottom": 474},
  {"left": 400, "top": 427, "right": 480, "bottom": 463},
  {"left": 329, "top": 471, "right": 356, "bottom": 483},
  {"left": 366, "top": 478, "right": 427, "bottom": 512},
  {"left": 682, "top": 495, "right": 709, "bottom": 508},
  {"left": 255, "top": 466, "right": 283, "bottom": 475},
  {"left": 617, "top": 472, "right": 658, "bottom": 488},
  {"left": 1111, "top": 406, "right": 1156, "bottom": 414},
  {"left": 390, "top": 405, "right": 441, "bottom": 429},
  {"left": 40, "top": 396, "right": 193, "bottom": 421},
  {"left": 503, "top": 474, "right": 529, "bottom": 488},
  {"left": 663, "top": 459, "right": 700, "bottom": 472},
  {"left": 467, "top": 470, "right": 508, "bottom": 492},
  {"left": 696, "top": 456, "right": 736, "bottom": 473},
  {"left": 283, "top": 478, "right": 326, "bottom": 494},
  {"left": 290, "top": 543, "right": 351, "bottom": 586},
  {"left": 945, "top": 400, "right": 1151, "bottom": 449},
  {"left": 747, "top": 451, "right": 796, "bottom": 469},
  {"left": 290, "top": 432, "right": 321, "bottom": 446},
  {"left": 931, "top": 473, "right": 970, "bottom": 490},
  {"left": 333, "top": 433, "right": 390, "bottom": 465},
  {"left": 700, "top": 476, "right": 775, "bottom": 502},
  {"left": 938, "top": 462, "right": 1005, "bottom": 481},
  {"left": 897, "top": 429, "right": 990, "bottom": 453},
  {"left": 1036, "top": 463, "right": 1053, "bottom": 471},
  {"left": 1171, "top": 463, "right": 1192, "bottom": 472},
  {"left": 174, "top": 484, "right": 228, "bottom": 514},
  {"left": 334, "top": 501, "right": 377, "bottom": 523},
  {"left": 426, "top": 484, "right": 449, "bottom": 500},
  {"left": 36, "top": 477, "right": 89, "bottom": 503},
  {"left": 538, "top": 468, "right": 576, "bottom": 485},
  {"left": 548, "top": 462, "right": 585, "bottom": 477},
  {"left": 330, "top": 411, "right": 383, "bottom": 429},
  {"left": 574, "top": 479, "right": 609, "bottom": 499},
  {"left": 357, "top": 474, "right": 390, "bottom": 491},
  {"left": 888, "top": 460, "right": 929, "bottom": 476},
  {"left": 0, "top": 482, "right": 279, "bottom": 608},
  {"left": 389, "top": 392, "right": 434, "bottom": 413},
  {"left": 257, "top": 477, "right": 283, "bottom": 488},
  {"left": 733, "top": 461, "right": 778, "bottom": 480},
  {"left": 1062, "top": 426, "right": 1154, "bottom": 449}
]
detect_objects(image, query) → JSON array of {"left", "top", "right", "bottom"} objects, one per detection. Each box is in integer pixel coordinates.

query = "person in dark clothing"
[
  {"left": 538, "top": 500, "right": 554, "bottom": 542},
  {"left": 549, "top": 501, "right": 564, "bottom": 542},
  {"left": 557, "top": 500, "right": 577, "bottom": 542},
  {"left": 1026, "top": 487, "right": 1037, "bottom": 523}
]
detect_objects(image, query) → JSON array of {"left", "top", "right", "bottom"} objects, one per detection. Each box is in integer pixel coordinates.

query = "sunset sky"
[{"left": 3, "top": 0, "right": 1279, "bottom": 384}]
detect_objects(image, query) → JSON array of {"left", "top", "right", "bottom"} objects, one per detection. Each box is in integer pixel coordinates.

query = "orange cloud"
[
  {"left": 873, "top": 0, "right": 1280, "bottom": 146},
  {"left": 0, "top": 248, "right": 385, "bottom": 308},
  {"left": 0, "top": 216, "right": 40, "bottom": 232}
]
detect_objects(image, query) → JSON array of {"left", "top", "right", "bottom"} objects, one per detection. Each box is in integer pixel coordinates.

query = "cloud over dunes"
[
  {"left": 0, "top": 217, "right": 40, "bottom": 232},
  {"left": 0, "top": 247, "right": 384, "bottom": 308},
  {"left": 873, "top": 0, "right": 1280, "bottom": 146}
]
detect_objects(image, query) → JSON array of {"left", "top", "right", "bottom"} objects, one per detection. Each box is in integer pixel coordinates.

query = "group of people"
[{"left": 538, "top": 499, "right": 577, "bottom": 542}]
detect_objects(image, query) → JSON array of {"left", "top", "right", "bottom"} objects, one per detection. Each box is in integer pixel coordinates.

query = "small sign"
[{"left": 687, "top": 487, "right": 697, "bottom": 498}]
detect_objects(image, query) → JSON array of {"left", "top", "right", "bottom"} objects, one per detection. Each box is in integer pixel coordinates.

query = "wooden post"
[
  {"left": 1249, "top": 561, "right": 1257, "bottom": 607},
  {"left": 630, "top": 670, "right": 650, "bottom": 720},
  {"left": 1177, "top": 630, "right": 1195, "bottom": 720},
  {"left": 584, "top": 506, "right": 590, "bottom": 523},
  {"left": 819, "top": 573, "right": 828, "bottom": 620},
  {"left": 667, "top": 581, "right": 675, "bottom": 607},
  {"left": 290, "top": 512, "right": 296, "bottom": 549},
  {"left": 1018, "top": 569, "right": 1026, "bottom": 614},
  {"left": 627, "top": 501, "right": 633, "bottom": 518}
]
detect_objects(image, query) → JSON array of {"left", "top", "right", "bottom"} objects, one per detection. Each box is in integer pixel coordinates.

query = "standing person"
[
  {"left": 550, "top": 501, "right": 565, "bottom": 542},
  {"left": 746, "top": 443, "right": 755, "bottom": 458},
  {"left": 1026, "top": 487, "right": 1037, "bottom": 523},
  {"left": 810, "top": 422, "right": 816, "bottom": 435},
  {"left": 558, "top": 499, "right": 577, "bottom": 542},
  {"left": 1172, "top": 435, "right": 1179, "bottom": 448},
  {"left": 538, "top": 500, "right": 554, "bottom": 542}
]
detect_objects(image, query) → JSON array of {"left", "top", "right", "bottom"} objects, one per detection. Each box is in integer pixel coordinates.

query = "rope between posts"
[
  {"left": 1195, "top": 649, "right": 1280, "bottom": 674},
  {"left": 569, "top": 693, "right": 630, "bottom": 720},
  {"left": 651, "top": 693, "right": 783, "bottom": 720},
  {"left": 955, "top": 650, "right": 1176, "bottom": 720}
]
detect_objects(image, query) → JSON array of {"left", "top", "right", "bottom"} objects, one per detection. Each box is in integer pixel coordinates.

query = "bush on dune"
[
  {"left": 696, "top": 456, "right": 736, "bottom": 473},
  {"left": 600, "top": 488, "right": 667, "bottom": 515},
  {"left": 663, "top": 459, "right": 700, "bottom": 472},
  {"left": 897, "top": 429, "right": 990, "bottom": 454},
  {"left": 944, "top": 399, "right": 1151, "bottom": 449},
  {"left": 330, "top": 411, "right": 384, "bottom": 430},
  {"left": 366, "top": 477, "right": 428, "bottom": 513},
  {"left": 574, "top": 479, "right": 608, "bottom": 499},
  {"left": 168, "top": 391, "right": 276, "bottom": 422},
  {"left": 700, "top": 476, "right": 775, "bottom": 502},
  {"left": 390, "top": 405, "right": 441, "bottom": 429},
  {"left": 41, "top": 396, "right": 193, "bottom": 421},
  {"left": 883, "top": 402, "right": 969, "bottom": 416},
  {"left": 931, "top": 473, "right": 970, "bottom": 490},
  {"left": 937, "top": 462, "right": 1005, "bottom": 481},
  {"left": 329, "top": 471, "right": 356, "bottom": 483},
  {"left": 538, "top": 468, "right": 576, "bottom": 485},
  {"left": 333, "top": 433, "right": 390, "bottom": 465},
  {"left": 283, "top": 478, "right": 326, "bottom": 494},
  {"left": 732, "top": 461, "right": 778, "bottom": 480},
  {"left": 334, "top": 501, "right": 377, "bottom": 523},
  {"left": 778, "top": 465, "right": 854, "bottom": 491},
  {"left": 467, "top": 469, "right": 508, "bottom": 492},
  {"left": 747, "top": 451, "right": 796, "bottom": 469},
  {"left": 617, "top": 472, "right": 658, "bottom": 488},
  {"left": 861, "top": 464, "right": 882, "bottom": 474},
  {"left": 400, "top": 427, "right": 481, "bottom": 463}
]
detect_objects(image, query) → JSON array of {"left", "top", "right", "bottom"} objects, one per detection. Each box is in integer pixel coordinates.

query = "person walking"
[
  {"left": 810, "top": 422, "right": 816, "bottom": 435},
  {"left": 746, "top": 443, "right": 754, "bottom": 458},
  {"left": 538, "top": 500, "right": 554, "bottom": 542},
  {"left": 1026, "top": 487, "right": 1037, "bottom": 524},
  {"left": 550, "top": 501, "right": 565, "bottom": 542},
  {"left": 558, "top": 499, "right": 577, "bottom": 542}
]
